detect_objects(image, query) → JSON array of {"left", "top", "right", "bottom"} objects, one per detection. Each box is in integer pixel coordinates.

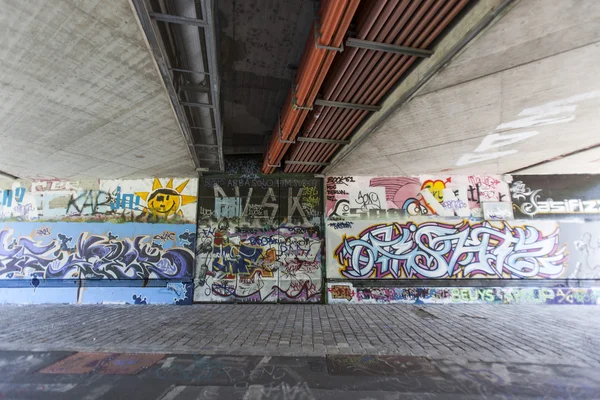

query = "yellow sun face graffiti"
[{"left": 135, "top": 178, "right": 197, "bottom": 220}]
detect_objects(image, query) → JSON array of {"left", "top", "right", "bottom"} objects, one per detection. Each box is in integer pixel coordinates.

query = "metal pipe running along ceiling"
[{"left": 262, "top": 0, "right": 471, "bottom": 174}]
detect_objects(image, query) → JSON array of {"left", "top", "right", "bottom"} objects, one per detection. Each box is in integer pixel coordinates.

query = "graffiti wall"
[
  {"left": 327, "top": 284, "right": 600, "bottom": 305},
  {"left": 0, "top": 178, "right": 197, "bottom": 304},
  {"left": 326, "top": 175, "right": 511, "bottom": 219},
  {"left": 326, "top": 219, "right": 570, "bottom": 280},
  {"left": 326, "top": 174, "right": 600, "bottom": 305},
  {"left": 510, "top": 174, "right": 600, "bottom": 220},
  {"left": 196, "top": 170, "right": 323, "bottom": 303}
]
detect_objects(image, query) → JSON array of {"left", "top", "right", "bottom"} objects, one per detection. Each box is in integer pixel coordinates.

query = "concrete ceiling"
[
  {"left": 217, "top": 0, "right": 315, "bottom": 154},
  {"left": 0, "top": 0, "right": 196, "bottom": 180},
  {"left": 328, "top": 0, "right": 600, "bottom": 176}
]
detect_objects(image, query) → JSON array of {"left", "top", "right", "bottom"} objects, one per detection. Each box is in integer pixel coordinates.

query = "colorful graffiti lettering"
[
  {"left": 327, "top": 284, "right": 600, "bottom": 305},
  {"left": 0, "top": 188, "right": 26, "bottom": 207},
  {"left": 334, "top": 221, "right": 566, "bottom": 279},
  {"left": 195, "top": 223, "right": 322, "bottom": 303},
  {"left": 0, "top": 227, "right": 193, "bottom": 280},
  {"left": 326, "top": 175, "right": 510, "bottom": 219},
  {"left": 195, "top": 174, "right": 324, "bottom": 303},
  {"left": 328, "top": 285, "right": 354, "bottom": 301}
]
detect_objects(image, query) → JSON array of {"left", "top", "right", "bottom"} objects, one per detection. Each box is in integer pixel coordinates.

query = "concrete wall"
[
  {"left": 327, "top": 0, "right": 600, "bottom": 176},
  {"left": 195, "top": 169, "right": 323, "bottom": 303},
  {"left": 0, "top": 178, "right": 197, "bottom": 304},
  {"left": 325, "top": 174, "right": 600, "bottom": 305},
  {"left": 3, "top": 171, "right": 598, "bottom": 306}
]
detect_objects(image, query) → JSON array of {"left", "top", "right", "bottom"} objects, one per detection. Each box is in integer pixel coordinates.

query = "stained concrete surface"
[
  {"left": 0, "top": 351, "right": 599, "bottom": 399},
  {"left": 328, "top": 0, "right": 600, "bottom": 176},
  {"left": 0, "top": 0, "right": 196, "bottom": 179},
  {"left": 217, "top": 0, "right": 314, "bottom": 153}
]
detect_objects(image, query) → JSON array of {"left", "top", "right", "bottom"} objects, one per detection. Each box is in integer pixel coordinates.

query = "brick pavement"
[{"left": 0, "top": 304, "right": 598, "bottom": 366}]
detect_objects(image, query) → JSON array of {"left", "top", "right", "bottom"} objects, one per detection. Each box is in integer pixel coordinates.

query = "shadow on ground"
[{"left": 0, "top": 350, "right": 598, "bottom": 399}]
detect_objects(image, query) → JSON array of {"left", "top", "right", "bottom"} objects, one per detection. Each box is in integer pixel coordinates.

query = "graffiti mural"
[
  {"left": 326, "top": 175, "right": 510, "bottom": 219},
  {"left": 327, "top": 219, "right": 566, "bottom": 279},
  {"left": 0, "top": 178, "right": 197, "bottom": 305},
  {"left": 511, "top": 174, "right": 600, "bottom": 220},
  {"left": 196, "top": 173, "right": 323, "bottom": 303},
  {"left": 327, "top": 283, "right": 600, "bottom": 305},
  {"left": 0, "top": 223, "right": 194, "bottom": 280},
  {"left": 0, "top": 178, "right": 197, "bottom": 223},
  {"left": 135, "top": 178, "right": 197, "bottom": 221}
]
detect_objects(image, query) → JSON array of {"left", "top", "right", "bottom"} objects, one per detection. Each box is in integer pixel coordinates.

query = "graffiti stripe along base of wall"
[{"left": 327, "top": 284, "right": 600, "bottom": 305}]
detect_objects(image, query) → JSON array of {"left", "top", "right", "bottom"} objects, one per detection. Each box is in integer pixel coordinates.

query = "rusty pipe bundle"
[
  {"left": 276, "top": 0, "right": 470, "bottom": 174},
  {"left": 262, "top": 0, "right": 361, "bottom": 174}
]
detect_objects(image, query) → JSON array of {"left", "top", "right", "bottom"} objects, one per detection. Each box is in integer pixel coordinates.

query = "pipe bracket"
[
  {"left": 346, "top": 37, "right": 433, "bottom": 58},
  {"left": 297, "top": 137, "right": 350, "bottom": 145},
  {"left": 278, "top": 114, "right": 296, "bottom": 144},
  {"left": 314, "top": 99, "right": 381, "bottom": 112},
  {"left": 291, "top": 85, "right": 313, "bottom": 111},
  {"left": 286, "top": 160, "right": 330, "bottom": 167},
  {"left": 314, "top": 23, "right": 343, "bottom": 52}
]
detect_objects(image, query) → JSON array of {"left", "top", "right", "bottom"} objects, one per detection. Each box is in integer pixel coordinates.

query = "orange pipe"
[{"left": 262, "top": 0, "right": 361, "bottom": 174}]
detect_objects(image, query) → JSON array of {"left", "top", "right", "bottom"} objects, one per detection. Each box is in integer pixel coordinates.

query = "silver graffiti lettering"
[{"left": 335, "top": 222, "right": 566, "bottom": 279}]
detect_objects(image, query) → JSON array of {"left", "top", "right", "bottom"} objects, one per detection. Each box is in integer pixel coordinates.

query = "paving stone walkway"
[{"left": 1, "top": 304, "right": 598, "bottom": 366}]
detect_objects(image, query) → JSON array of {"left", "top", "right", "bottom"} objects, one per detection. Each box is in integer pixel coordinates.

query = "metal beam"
[
  {"left": 286, "top": 161, "right": 330, "bottom": 167},
  {"left": 130, "top": 0, "right": 201, "bottom": 169},
  {"left": 169, "top": 67, "right": 209, "bottom": 75},
  {"left": 297, "top": 137, "right": 350, "bottom": 145},
  {"left": 181, "top": 101, "right": 214, "bottom": 109},
  {"left": 149, "top": 12, "right": 208, "bottom": 27},
  {"left": 193, "top": 144, "right": 218, "bottom": 148},
  {"left": 201, "top": 0, "right": 224, "bottom": 171},
  {"left": 346, "top": 38, "right": 433, "bottom": 58},
  {"left": 223, "top": 145, "right": 265, "bottom": 155},
  {"left": 314, "top": 99, "right": 381, "bottom": 112},
  {"left": 179, "top": 84, "right": 210, "bottom": 93},
  {"left": 190, "top": 126, "right": 216, "bottom": 131}
]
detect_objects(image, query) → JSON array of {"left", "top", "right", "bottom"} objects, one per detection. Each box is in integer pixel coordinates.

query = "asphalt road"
[{"left": 0, "top": 350, "right": 598, "bottom": 399}]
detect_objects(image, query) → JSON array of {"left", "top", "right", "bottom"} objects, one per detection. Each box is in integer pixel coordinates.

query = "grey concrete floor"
[
  {"left": 0, "top": 350, "right": 599, "bottom": 399},
  {"left": 0, "top": 304, "right": 598, "bottom": 365},
  {"left": 1, "top": 304, "right": 599, "bottom": 398}
]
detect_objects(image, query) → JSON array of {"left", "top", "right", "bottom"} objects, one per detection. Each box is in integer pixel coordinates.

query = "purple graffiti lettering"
[
  {"left": 0, "top": 229, "right": 193, "bottom": 280},
  {"left": 335, "top": 221, "right": 566, "bottom": 279}
]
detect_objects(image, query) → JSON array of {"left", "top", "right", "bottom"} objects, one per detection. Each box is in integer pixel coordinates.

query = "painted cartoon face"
[
  {"left": 147, "top": 189, "right": 181, "bottom": 215},
  {"left": 135, "top": 178, "right": 197, "bottom": 220}
]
